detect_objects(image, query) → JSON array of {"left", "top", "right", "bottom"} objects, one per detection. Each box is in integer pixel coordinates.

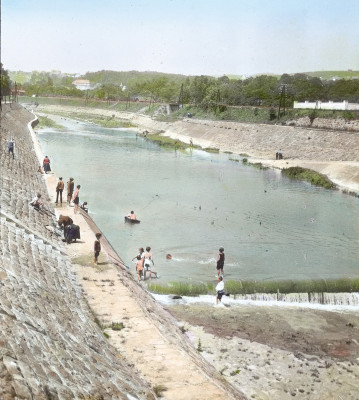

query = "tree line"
[{"left": 5, "top": 67, "right": 359, "bottom": 110}]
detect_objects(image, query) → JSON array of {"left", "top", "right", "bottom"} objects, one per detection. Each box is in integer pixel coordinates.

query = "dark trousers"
[
  {"left": 56, "top": 190, "right": 63, "bottom": 204},
  {"left": 9, "top": 148, "right": 14, "bottom": 159}
]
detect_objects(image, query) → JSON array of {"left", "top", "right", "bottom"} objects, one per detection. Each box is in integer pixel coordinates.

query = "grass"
[
  {"left": 147, "top": 278, "right": 359, "bottom": 296},
  {"left": 203, "top": 147, "right": 220, "bottom": 153},
  {"left": 20, "top": 95, "right": 148, "bottom": 113},
  {"left": 111, "top": 322, "right": 125, "bottom": 331},
  {"left": 153, "top": 385, "right": 168, "bottom": 397},
  {"left": 145, "top": 132, "right": 195, "bottom": 150},
  {"left": 282, "top": 166, "right": 335, "bottom": 189},
  {"left": 147, "top": 281, "right": 214, "bottom": 296},
  {"left": 225, "top": 278, "right": 359, "bottom": 294},
  {"left": 36, "top": 115, "right": 64, "bottom": 129}
]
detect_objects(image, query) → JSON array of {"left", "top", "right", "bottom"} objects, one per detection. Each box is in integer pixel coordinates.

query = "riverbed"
[{"left": 37, "top": 114, "right": 359, "bottom": 285}]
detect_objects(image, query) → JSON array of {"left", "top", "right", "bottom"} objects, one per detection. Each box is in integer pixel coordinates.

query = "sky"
[{"left": 2, "top": 0, "right": 359, "bottom": 77}]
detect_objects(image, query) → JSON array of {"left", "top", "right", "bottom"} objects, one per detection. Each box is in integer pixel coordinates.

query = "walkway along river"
[{"left": 37, "top": 114, "right": 359, "bottom": 286}]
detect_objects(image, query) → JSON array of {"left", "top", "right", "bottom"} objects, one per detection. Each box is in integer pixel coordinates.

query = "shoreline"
[
  {"left": 33, "top": 103, "right": 359, "bottom": 194},
  {"left": 30, "top": 104, "right": 359, "bottom": 399},
  {"left": 28, "top": 109, "right": 244, "bottom": 399}
]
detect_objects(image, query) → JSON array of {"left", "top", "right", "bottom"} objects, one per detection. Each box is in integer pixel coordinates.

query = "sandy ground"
[
  {"left": 168, "top": 304, "right": 359, "bottom": 400},
  {"left": 31, "top": 105, "right": 359, "bottom": 399}
]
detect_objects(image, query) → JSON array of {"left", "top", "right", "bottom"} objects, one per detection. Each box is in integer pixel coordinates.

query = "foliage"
[
  {"left": 224, "top": 278, "right": 359, "bottom": 294},
  {"left": 36, "top": 116, "right": 64, "bottom": 129},
  {"left": 281, "top": 167, "right": 335, "bottom": 189},
  {"left": 1, "top": 64, "right": 12, "bottom": 96},
  {"left": 153, "top": 385, "right": 168, "bottom": 397},
  {"left": 111, "top": 322, "right": 124, "bottom": 331},
  {"left": 147, "top": 282, "right": 213, "bottom": 296},
  {"left": 10, "top": 67, "right": 359, "bottom": 116},
  {"left": 148, "top": 278, "right": 359, "bottom": 296}
]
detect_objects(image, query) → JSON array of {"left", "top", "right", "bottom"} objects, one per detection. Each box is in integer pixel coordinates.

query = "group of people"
[
  {"left": 133, "top": 246, "right": 158, "bottom": 282},
  {"left": 54, "top": 176, "right": 83, "bottom": 214}
]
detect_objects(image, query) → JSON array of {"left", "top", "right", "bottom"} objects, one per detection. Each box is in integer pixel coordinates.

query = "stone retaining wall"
[{"left": 0, "top": 104, "right": 153, "bottom": 399}]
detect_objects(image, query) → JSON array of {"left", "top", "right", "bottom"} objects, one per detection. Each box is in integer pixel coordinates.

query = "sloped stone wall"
[{"left": 0, "top": 104, "right": 154, "bottom": 399}]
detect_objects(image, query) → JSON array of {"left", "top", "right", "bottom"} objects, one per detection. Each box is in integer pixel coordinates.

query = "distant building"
[
  {"left": 72, "top": 79, "right": 91, "bottom": 91},
  {"left": 294, "top": 100, "right": 359, "bottom": 111}
]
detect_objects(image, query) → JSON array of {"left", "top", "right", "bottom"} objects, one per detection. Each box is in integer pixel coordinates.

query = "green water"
[{"left": 38, "top": 115, "right": 359, "bottom": 285}]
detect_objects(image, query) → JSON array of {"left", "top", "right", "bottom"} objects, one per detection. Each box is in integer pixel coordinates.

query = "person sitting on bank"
[
  {"left": 29, "top": 193, "right": 44, "bottom": 211},
  {"left": 37, "top": 165, "right": 44, "bottom": 174},
  {"left": 80, "top": 201, "right": 88, "bottom": 213},
  {"left": 128, "top": 210, "right": 137, "bottom": 220}
]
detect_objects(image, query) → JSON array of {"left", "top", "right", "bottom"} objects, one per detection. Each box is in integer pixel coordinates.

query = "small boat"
[{"left": 124, "top": 216, "right": 141, "bottom": 224}]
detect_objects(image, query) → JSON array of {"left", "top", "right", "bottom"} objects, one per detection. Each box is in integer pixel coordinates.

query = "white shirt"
[{"left": 216, "top": 281, "right": 224, "bottom": 291}]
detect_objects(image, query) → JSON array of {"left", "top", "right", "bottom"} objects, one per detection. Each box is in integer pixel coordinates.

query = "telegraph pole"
[
  {"left": 178, "top": 83, "right": 184, "bottom": 108},
  {"left": 277, "top": 84, "right": 287, "bottom": 120}
]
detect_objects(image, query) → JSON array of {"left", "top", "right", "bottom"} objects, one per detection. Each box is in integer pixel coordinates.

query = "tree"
[{"left": 0, "top": 64, "right": 12, "bottom": 98}]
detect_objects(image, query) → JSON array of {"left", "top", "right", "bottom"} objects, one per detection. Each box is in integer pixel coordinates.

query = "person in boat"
[
  {"left": 215, "top": 276, "right": 225, "bottom": 304},
  {"left": 216, "top": 247, "right": 225, "bottom": 276},
  {"left": 128, "top": 211, "right": 137, "bottom": 220},
  {"left": 143, "top": 246, "right": 158, "bottom": 279}
]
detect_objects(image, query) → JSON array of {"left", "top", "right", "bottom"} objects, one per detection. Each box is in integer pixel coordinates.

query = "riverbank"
[
  {"left": 33, "top": 103, "right": 359, "bottom": 193},
  {"left": 27, "top": 107, "right": 243, "bottom": 399}
]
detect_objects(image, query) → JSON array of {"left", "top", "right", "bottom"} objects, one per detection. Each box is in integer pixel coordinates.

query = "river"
[{"left": 37, "top": 115, "right": 359, "bottom": 285}]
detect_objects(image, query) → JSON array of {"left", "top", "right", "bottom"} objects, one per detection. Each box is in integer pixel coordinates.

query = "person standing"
[
  {"left": 8, "top": 139, "right": 15, "bottom": 159},
  {"left": 72, "top": 185, "right": 81, "bottom": 214},
  {"left": 43, "top": 156, "right": 51, "bottom": 174},
  {"left": 67, "top": 177, "right": 74, "bottom": 204},
  {"left": 216, "top": 247, "right": 225, "bottom": 276},
  {"left": 55, "top": 177, "right": 64, "bottom": 204},
  {"left": 136, "top": 255, "right": 144, "bottom": 282},
  {"left": 143, "top": 246, "right": 158, "bottom": 279},
  {"left": 215, "top": 276, "right": 225, "bottom": 304},
  {"left": 94, "top": 233, "right": 102, "bottom": 265}
]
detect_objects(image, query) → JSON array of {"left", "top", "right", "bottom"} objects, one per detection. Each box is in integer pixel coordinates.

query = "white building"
[
  {"left": 294, "top": 100, "right": 359, "bottom": 111},
  {"left": 72, "top": 79, "right": 91, "bottom": 91}
]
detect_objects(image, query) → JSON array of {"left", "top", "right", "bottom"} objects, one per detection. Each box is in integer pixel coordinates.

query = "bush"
[{"left": 282, "top": 167, "right": 335, "bottom": 189}]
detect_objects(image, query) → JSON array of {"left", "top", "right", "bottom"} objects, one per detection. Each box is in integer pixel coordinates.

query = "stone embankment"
[
  {"left": 1, "top": 104, "right": 245, "bottom": 399},
  {"left": 0, "top": 104, "right": 154, "bottom": 399}
]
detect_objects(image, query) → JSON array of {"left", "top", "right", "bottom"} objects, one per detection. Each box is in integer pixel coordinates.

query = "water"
[{"left": 37, "top": 115, "right": 359, "bottom": 284}]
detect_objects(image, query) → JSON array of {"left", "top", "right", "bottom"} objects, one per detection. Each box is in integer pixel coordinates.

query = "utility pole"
[
  {"left": 178, "top": 83, "right": 184, "bottom": 108},
  {"left": 277, "top": 84, "right": 287, "bottom": 121}
]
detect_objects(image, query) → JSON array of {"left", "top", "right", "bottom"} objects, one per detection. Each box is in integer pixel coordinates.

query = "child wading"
[
  {"left": 136, "top": 255, "right": 144, "bottom": 282},
  {"left": 216, "top": 276, "right": 225, "bottom": 304},
  {"left": 94, "top": 233, "right": 102, "bottom": 265}
]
